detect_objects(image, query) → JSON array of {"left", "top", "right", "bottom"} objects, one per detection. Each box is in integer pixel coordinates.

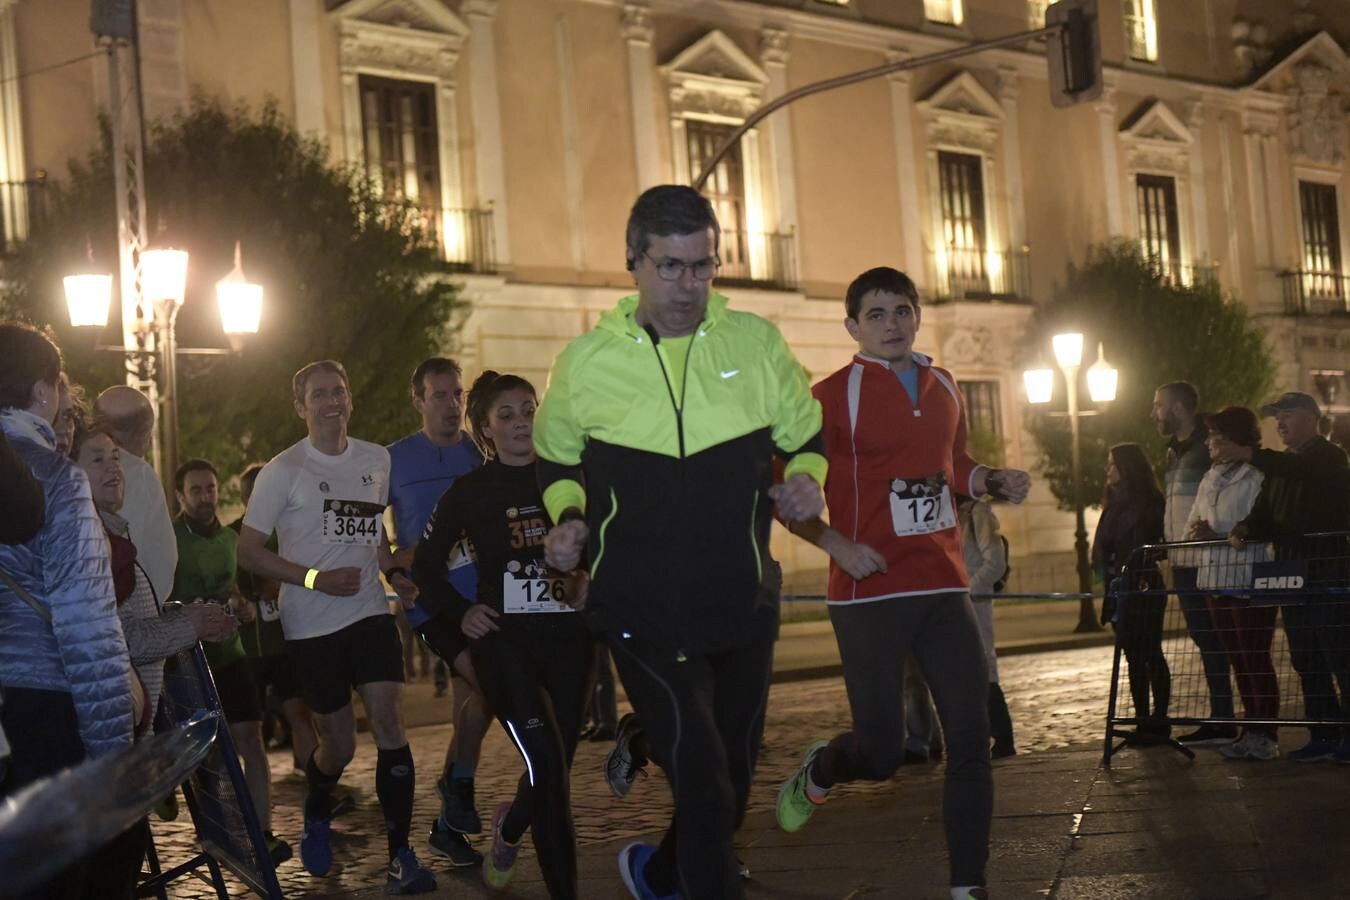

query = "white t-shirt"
[
  {"left": 244, "top": 436, "right": 392, "bottom": 640},
  {"left": 120, "top": 451, "right": 178, "bottom": 604}
]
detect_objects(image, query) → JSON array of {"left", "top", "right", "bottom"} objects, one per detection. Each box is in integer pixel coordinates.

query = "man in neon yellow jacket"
[{"left": 537, "top": 185, "right": 825, "bottom": 900}]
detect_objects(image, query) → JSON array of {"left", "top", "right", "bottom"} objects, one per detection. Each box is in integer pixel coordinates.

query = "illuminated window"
[
  {"left": 925, "top": 0, "right": 964, "bottom": 27},
  {"left": 959, "top": 380, "right": 1003, "bottom": 439},
  {"left": 938, "top": 151, "right": 989, "bottom": 295},
  {"left": 1028, "top": 0, "right": 1050, "bottom": 28},
  {"left": 1136, "top": 174, "right": 1180, "bottom": 281},
  {"left": 360, "top": 75, "right": 440, "bottom": 207},
  {"left": 1300, "top": 182, "right": 1341, "bottom": 274},
  {"left": 1123, "top": 0, "right": 1159, "bottom": 62},
  {"left": 812, "top": 0, "right": 849, "bottom": 5}
]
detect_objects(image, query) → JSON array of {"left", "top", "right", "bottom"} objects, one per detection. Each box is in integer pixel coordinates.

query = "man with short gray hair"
[
  {"left": 94, "top": 385, "right": 177, "bottom": 602},
  {"left": 1231, "top": 391, "right": 1350, "bottom": 762}
]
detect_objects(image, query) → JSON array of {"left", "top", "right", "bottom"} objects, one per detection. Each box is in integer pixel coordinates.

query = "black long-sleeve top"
[{"left": 412, "top": 459, "right": 578, "bottom": 633}]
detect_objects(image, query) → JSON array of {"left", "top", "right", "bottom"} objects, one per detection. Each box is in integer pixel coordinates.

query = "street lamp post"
[
  {"left": 65, "top": 244, "right": 263, "bottom": 497},
  {"left": 1024, "top": 333, "right": 1117, "bottom": 633}
]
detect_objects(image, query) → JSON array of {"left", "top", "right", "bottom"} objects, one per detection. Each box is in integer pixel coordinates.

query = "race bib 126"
[
  {"left": 888, "top": 473, "right": 956, "bottom": 537},
  {"left": 501, "top": 560, "right": 575, "bottom": 614},
  {"left": 321, "top": 499, "right": 385, "bottom": 546}
]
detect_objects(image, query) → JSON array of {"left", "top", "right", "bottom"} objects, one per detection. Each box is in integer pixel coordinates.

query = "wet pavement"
[{"left": 146, "top": 615, "right": 1350, "bottom": 899}]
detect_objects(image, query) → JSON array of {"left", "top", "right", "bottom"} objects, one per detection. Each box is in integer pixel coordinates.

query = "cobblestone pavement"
[{"left": 147, "top": 644, "right": 1115, "bottom": 897}]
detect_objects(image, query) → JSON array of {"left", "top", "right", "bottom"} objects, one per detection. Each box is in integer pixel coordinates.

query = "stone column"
[
  {"left": 1094, "top": 84, "right": 1124, "bottom": 237},
  {"left": 760, "top": 26, "right": 797, "bottom": 234},
  {"left": 887, "top": 51, "right": 926, "bottom": 280},
  {"left": 465, "top": 0, "right": 512, "bottom": 266},
  {"left": 623, "top": 3, "right": 661, "bottom": 190},
  {"left": 288, "top": 0, "right": 324, "bottom": 136}
]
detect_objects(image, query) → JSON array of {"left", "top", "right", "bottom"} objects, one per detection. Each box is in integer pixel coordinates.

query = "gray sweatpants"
[{"left": 816, "top": 591, "right": 993, "bottom": 887}]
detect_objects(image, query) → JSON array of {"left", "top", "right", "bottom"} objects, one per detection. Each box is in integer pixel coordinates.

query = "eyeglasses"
[{"left": 642, "top": 251, "right": 720, "bottom": 282}]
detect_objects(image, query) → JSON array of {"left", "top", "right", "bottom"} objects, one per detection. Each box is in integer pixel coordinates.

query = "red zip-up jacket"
[{"left": 815, "top": 352, "right": 987, "bottom": 603}]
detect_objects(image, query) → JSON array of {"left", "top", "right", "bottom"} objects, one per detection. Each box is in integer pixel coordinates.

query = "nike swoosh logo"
[{"left": 720, "top": 369, "right": 740, "bottom": 379}]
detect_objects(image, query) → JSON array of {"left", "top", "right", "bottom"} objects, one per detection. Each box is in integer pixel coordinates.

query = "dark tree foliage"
[
  {"left": 1020, "top": 242, "right": 1274, "bottom": 510},
  {"left": 2, "top": 99, "right": 462, "bottom": 482}
]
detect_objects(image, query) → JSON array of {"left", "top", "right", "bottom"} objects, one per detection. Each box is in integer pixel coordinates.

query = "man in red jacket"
[{"left": 775, "top": 267, "right": 1030, "bottom": 900}]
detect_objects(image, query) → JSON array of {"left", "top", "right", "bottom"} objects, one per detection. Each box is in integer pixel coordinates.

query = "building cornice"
[{"left": 575, "top": 0, "right": 1260, "bottom": 107}]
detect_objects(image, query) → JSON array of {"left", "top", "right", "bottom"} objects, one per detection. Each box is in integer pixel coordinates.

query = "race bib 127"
[
  {"left": 321, "top": 499, "right": 385, "bottom": 546},
  {"left": 888, "top": 473, "right": 956, "bottom": 537}
]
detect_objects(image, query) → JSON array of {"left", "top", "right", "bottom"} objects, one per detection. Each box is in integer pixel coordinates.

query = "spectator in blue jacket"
[{"left": 0, "top": 322, "right": 134, "bottom": 896}]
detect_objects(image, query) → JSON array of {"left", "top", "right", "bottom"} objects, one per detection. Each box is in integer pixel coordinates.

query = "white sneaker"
[
  {"left": 1245, "top": 732, "right": 1279, "bottom": 760},
  {"left": 1217, "top": 733, "right": 1252, "bottom": 760}
]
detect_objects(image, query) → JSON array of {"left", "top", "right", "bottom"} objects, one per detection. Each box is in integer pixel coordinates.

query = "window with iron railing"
[
  {"left": 1123, "top": 0, "right": 1159, "bottom": 62},
  {"left": 1284, "top": 181, "right": 1347, "bottom": 313},
  {"left": 686, "top": 119, "right": 749, "bottom": 275},
  {"left": 1299, "top": 181, "right": 1342, "bottom": 280},
  {"left": 685, "top": 118, "right": 796, "bottom": 289},
  {"left": 938, "top": 150, "right": 989, "bottom": 295},
  {"left": 360, "top": 75, "right": 440, "bottom": 209}
]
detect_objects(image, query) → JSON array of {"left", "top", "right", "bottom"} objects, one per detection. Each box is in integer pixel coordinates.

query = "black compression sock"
[
  {"left": 304, "top": 752, "right": 341, "bottom": 821},
  {"left": 376, "top": 744, "right": 416, "bottom": 859}
]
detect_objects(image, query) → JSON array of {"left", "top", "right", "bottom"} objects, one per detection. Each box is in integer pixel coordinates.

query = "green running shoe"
[
  {"left": 776, "top": 740, "right": 829, "bottom": 833},
  {"left": 481, "top": 801, "right": 520, "bottom": 891}
]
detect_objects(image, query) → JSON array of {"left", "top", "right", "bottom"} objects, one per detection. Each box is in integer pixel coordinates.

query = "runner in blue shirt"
[{"left": 385, "top": 357, "right": 489, "bottom": 866}]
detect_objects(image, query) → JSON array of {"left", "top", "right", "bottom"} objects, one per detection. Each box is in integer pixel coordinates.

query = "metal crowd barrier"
[
  {"left": 1103, "top": 530, "right": 1350, "bottom": 765},
  {"left": 141, "top": 644, "right": 283, "bottom": 899}
]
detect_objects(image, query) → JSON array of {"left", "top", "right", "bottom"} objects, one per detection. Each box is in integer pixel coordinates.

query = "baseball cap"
[{"left": 1259, "top": 391, "right": 1321, "bottom": 417}]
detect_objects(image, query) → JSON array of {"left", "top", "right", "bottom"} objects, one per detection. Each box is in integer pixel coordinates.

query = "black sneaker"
[
  {"left": 264, "top": 831, "right": 293, "bottom": 867},
  {"left": 427, "top": 823, "right": 483, "bottom": 867},
  {"left": 1177, "top": 724, "right": 1238, "bottom": 745},
  {"left": 436, "top": 775, "right": 482, "bottom": 835},
  {"left": 605, "top": 713, "right": 649, "bottom": 799}
]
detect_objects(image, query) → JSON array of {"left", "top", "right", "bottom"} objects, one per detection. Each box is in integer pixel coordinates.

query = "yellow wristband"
[{"left": 304, "top": 568, "right": 320, "bottom": 590}]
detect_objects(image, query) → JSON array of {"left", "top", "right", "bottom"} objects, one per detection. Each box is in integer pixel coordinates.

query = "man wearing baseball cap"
[{"left": 1230, "top": 390, "right": 1350, "bottom": 762}]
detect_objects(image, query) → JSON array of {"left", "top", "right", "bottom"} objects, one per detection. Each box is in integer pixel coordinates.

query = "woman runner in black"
[{"left": 412, "top": 371, "right": 592, "bottom": 898}]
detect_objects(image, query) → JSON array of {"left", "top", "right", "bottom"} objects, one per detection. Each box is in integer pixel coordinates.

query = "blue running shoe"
[
  {"left": 386, "top": 846, "right": 437, "bottom": 895},
  {"left": 300, "top": 816, "right": 332, "bottom": 876},
  {"left": 618, "top": 842, "right": 676, "bottom": 900}
]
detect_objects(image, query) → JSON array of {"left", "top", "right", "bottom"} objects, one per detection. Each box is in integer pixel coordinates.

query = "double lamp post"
[
  {"left": 63, "top": 243, "right": 264, "bottom": 494},
  {"left": 1023, "top": 332, "right": 1118, "bottom": 633}
]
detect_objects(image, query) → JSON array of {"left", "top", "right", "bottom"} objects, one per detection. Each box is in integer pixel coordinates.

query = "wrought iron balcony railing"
[
  {"left": 1147, "top": 257, "right": 1220, "bottom": 289},
  {"left": 1281, "top": 269, "right": 1350, "bottom": 316},
  {"left": 422, "top": 206, "right": 497, "bottom": 275},
  {"left": 932, "top": 246, "right": 1031, "bottom": 301},
  {"left": 715, "top": 229, "right": 798, "bottom": 291}
]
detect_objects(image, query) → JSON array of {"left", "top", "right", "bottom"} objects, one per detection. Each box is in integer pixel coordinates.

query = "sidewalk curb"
[{"left": 770, "top": 632, "right": 1118, "bottom": 684}]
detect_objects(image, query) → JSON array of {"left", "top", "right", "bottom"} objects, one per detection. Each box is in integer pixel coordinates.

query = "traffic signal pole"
[{"left": 693, "top": 0, "right": 1100, "bottom": 191}]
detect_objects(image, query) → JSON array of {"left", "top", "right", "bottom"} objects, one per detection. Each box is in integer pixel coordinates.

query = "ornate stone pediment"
[
  {"left": 330, "top": 0, "right": 467, "bottom": 81},
  {"left": 661, "top": 31, "right": 767, "bottom": 121},
  {"left": 917, "top": 70, "right": 1003, "bottom": 152},
  {"left": 1288, "top": 61, "right": 1347, "bottom": 164},
  {"left": 1119, "top": 99, "right": 1192, "bottom": 174}
]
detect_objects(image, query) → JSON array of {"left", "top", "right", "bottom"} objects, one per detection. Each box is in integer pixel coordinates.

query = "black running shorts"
[
  {"left": 287, "top": 614, "right": 405, "bottom": 714},
  {"left": 249, "top": 652, "right": 303, "bottom": 703},
  {"left": 212, "top": 657, "right": 263, "bottom": 724}
]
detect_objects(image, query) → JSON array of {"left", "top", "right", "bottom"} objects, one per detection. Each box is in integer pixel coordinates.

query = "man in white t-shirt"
[
  {"left": 238, "top": 360, "right": 435, "bottom": 895},
  {"left": 94, "top": 385, "right": 177, "bottom": 602}
]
